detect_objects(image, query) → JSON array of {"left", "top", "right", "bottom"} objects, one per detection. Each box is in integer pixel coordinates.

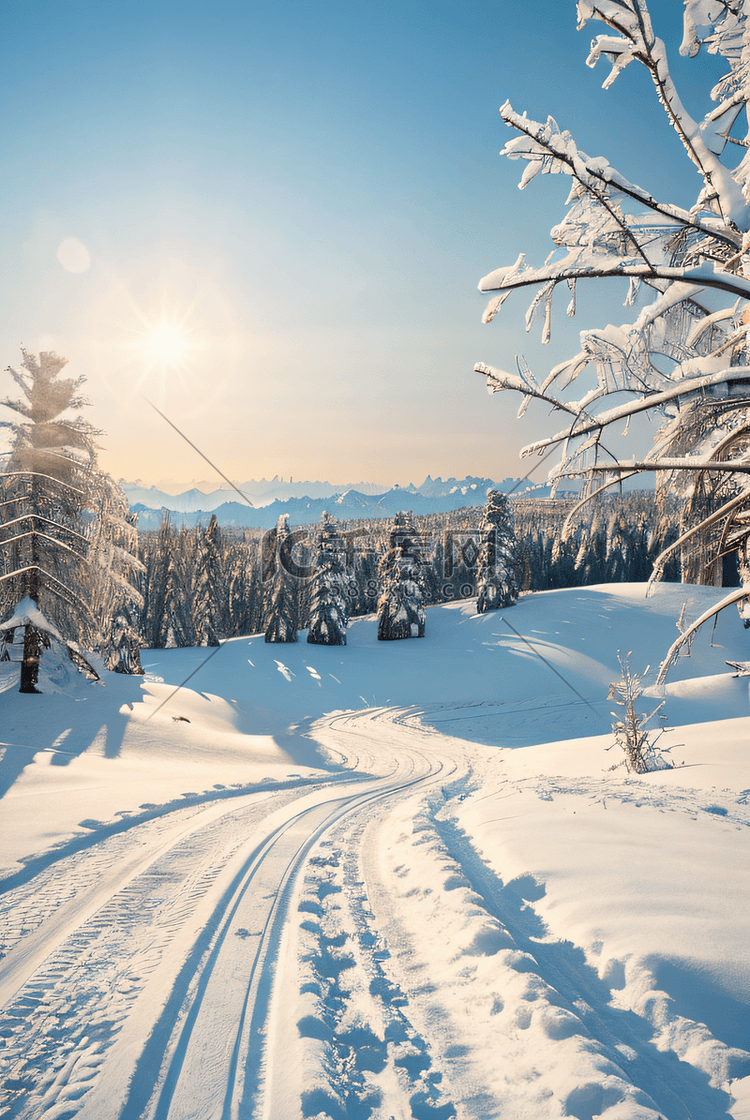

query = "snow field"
[{"left": 0, "top": 582, "right": 748, "bottom": 1118}]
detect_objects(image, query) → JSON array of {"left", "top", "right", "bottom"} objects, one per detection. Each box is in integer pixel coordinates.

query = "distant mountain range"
[
  {"left": 124, "top": 475, "right": 552, "bottom": 530},
  {"left": 123, "top": 477, "right": 386, "bottom": 511}
]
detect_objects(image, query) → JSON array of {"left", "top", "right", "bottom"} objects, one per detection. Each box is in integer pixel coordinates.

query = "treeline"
[{"left": 135, "top": 491, "right": 701, "bottom": 648}]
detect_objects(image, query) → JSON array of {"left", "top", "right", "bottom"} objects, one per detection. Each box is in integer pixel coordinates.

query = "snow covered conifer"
[
  {"left": 142, "top": 516, "right": 174, "bottom": 647},
  {"left": 377, "top": 510, "right": 426, "bottom": 640},
  {"left": 87, "top": 481, "right": 144, "bottom": 671},
  {"left": 476, "top": 490, "right": 519, "bottom": 612},
  {"left": 158, "top": 545, "right": 195, "bottom": 649},
  {"left": 0, "top": 349, "right": 141, "bottom": 690},
  {"left": 264, "top": 514, "right": 299, "bottom": 643},
  {"left": 192, "top": 514, "right": 226, "bottom": 647},
  {"left": 105, "top": 604, "right": 143, "bottom": 675},
  {"left": 307, "top": 511, "right": 349, "bottom": 645}
]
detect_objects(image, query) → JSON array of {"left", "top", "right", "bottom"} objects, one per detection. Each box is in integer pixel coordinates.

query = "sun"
[{"left": 146, "top": 322, "right": 188, "bottom": 366}]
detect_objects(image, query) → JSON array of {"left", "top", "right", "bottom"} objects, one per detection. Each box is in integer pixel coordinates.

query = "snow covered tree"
[
  {"left": 192, "top": 514, "right": 226, "bottom": 647},
  {"left": 141, "top": 516, "right": 174, "bottom": 647},
  {"left": 0, "top": 350, "right": 140, "bottom": 690},
  {"left": 475, "top": 2, "right": 750, "bottom": 643},
  {"left": 141, "top": 517, "right": 195, "bottom": 649},
  {"left": 87, "top": 480, "right": 144, "bottom": 671},
  {"left": 264, "top": 514, "right": 299, "bottom": 643},
  {"left": 104, "top": 604, "right": 143, "bottom": 675},
  {"left": 377, "top": 510, "right": 426, "bottom": 640},
  {"left": 226, "top": 541, "right": 260, "bottom": 636},
  {"left": 476, "top": 489, "right": 519, "bottom": 612},
  {"left": 307, "top": 511, "right": 349, "bottom": 645},
  {"left": 158, "top": 535, "right": 195, "bottom": 649}
]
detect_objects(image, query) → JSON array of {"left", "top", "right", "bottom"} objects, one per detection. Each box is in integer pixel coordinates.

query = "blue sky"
[{"left": 0, "top": 1, "right": 727, "bottom": 489}]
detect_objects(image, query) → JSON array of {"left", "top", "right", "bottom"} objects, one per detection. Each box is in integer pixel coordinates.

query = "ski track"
[{"left": 0, "top": 708, "right": 747, "bottom": 1119}]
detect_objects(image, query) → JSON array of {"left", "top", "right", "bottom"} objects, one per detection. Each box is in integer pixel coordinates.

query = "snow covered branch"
[{"left": 475, "top": 2, "right": 750, "bottom": 615}]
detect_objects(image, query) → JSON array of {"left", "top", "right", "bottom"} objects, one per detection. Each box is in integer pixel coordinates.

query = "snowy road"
[{"left": 0, "top": 710, "right": 468, "bottom": 1120}]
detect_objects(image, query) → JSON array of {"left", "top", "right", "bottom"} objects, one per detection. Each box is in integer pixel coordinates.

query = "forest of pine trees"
[{"left": 126, "top": 490, "right": 708, "bottom": 649}]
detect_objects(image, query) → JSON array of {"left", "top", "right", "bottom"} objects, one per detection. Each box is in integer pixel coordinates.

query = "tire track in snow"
[
  {"left": 0, "top": 802, "right": 226, "bottom": 971},
  {"left": 125, "top": 749, "right": 447, "bottom": 1120},
  {"left": 0, "top": 786, "right": 345, "bottom": 1120},
  {"left": 255, "top": 715, "right": 468, "bottom": 1120}
]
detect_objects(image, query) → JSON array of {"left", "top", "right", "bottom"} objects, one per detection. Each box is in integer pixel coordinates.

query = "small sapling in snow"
[{"left": 608, "top": 653, "right": 675, "bottom": 775}]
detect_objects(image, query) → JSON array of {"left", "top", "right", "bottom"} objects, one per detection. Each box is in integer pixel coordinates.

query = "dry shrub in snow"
[{"left": 608, "top": 653, "right": 674, "bottom": 775}]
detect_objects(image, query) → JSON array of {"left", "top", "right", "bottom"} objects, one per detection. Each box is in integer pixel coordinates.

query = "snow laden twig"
[
  {"left": 579, "top": 0, "right": 750, "bottom": 227},
  {"left": 656, "top": 586, "right": 750, "bottom": 684},
  {"left": 498, "top": 103, "right": 739, "bottom": 253}
]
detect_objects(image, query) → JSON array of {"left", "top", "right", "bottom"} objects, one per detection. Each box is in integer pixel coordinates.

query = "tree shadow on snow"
[{"left": 0, "top": 670, "right": 144, "bottom": 799}]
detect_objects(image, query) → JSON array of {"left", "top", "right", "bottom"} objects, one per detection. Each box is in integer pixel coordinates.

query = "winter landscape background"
[{"left": 3, "top": 0, "right": 750, "bottom": 1117}]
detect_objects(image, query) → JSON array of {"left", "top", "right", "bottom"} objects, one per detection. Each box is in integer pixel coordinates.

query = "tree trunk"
[{"left": 19, "top": 623, "right": 41, "bottom": 693}]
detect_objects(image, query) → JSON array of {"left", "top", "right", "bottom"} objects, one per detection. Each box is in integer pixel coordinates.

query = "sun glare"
[{"left": 147, "top": 323, "right": 188, "bottom": 366}]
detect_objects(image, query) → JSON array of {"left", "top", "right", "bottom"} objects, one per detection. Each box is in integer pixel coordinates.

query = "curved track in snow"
[{"left": 0, "top": 710, "right": 459, "bottom": 1120}]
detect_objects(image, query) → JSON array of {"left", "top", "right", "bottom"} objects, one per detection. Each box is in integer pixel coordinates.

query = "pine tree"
[
  {"left": 105, "top": 604, "right": 144, "bottom": 674},
  {"left": 377, "top": 510, "right": 426, "bottom": 641},
  {"left": 264, "top": 514, "right": 299, "bottom": 643},
  {"left": 307, "top": 511, "right": 349, "bottom": 645},
  {"left": 141, "top": 516, "right": 174, "bottom": 648},
  {"left": 158, "top": 539, "right": 195, "bottom": 649},
  {"left": 88, "top": 481, "right": 144, "bottom": 670},
  {"left": 226, "top": 542, "right": 257, "bottom": 637},
  {"left": 476, "top": 490, "right": 519, "bottom": 612},
  {"left": 192, "top": 514, "right": 226, "bottom": 646},
  {"left": 140, "top": 516, "right": 195, "bottom": 649},
  {"left": 0, "top": 350, "right": 140, "bottom": 690}
]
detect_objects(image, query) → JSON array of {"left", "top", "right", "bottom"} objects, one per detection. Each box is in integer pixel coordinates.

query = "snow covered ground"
[{"left": 0, "top": 583, "right": 748, "bottom": 1119}]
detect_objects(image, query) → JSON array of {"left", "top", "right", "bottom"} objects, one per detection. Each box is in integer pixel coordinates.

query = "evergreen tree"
[
  {"left": 0, "top": 349, "right": 140, "bottom": 690},
  {"left": 88, "top": 481, "right": 144, "bottom": 670},
  {"left": 141, "top": 516, "right": 174, "bottom": 647},
  {"left": 158, "top": 537, "right": 195, "bottom": 649},
  {"left": 192, "top": 514, "right": 226, "bottom": 646},
  {"left": 476, "top": 490, "right": 519, "bottom": 612},
  {"left": 140, "top": 516, "right": 195, "bottom": 649},
  {"left": 307, "top": 511, "right": 349, "bottom": 645},
  {"left": 226, "top": 542, "right": 257, "bottom": 636},
  {"left": 264, "top": 514, "right": 299, "bottom": 643},
  {"left": 353, "top": 537, "right": 380, "bottom": 616},
  {"left": 105, "top": 604, "right": 144, "bottom": 674},
  {"left": 377, "top": 511, "right": 426, "bottom": 641}
]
